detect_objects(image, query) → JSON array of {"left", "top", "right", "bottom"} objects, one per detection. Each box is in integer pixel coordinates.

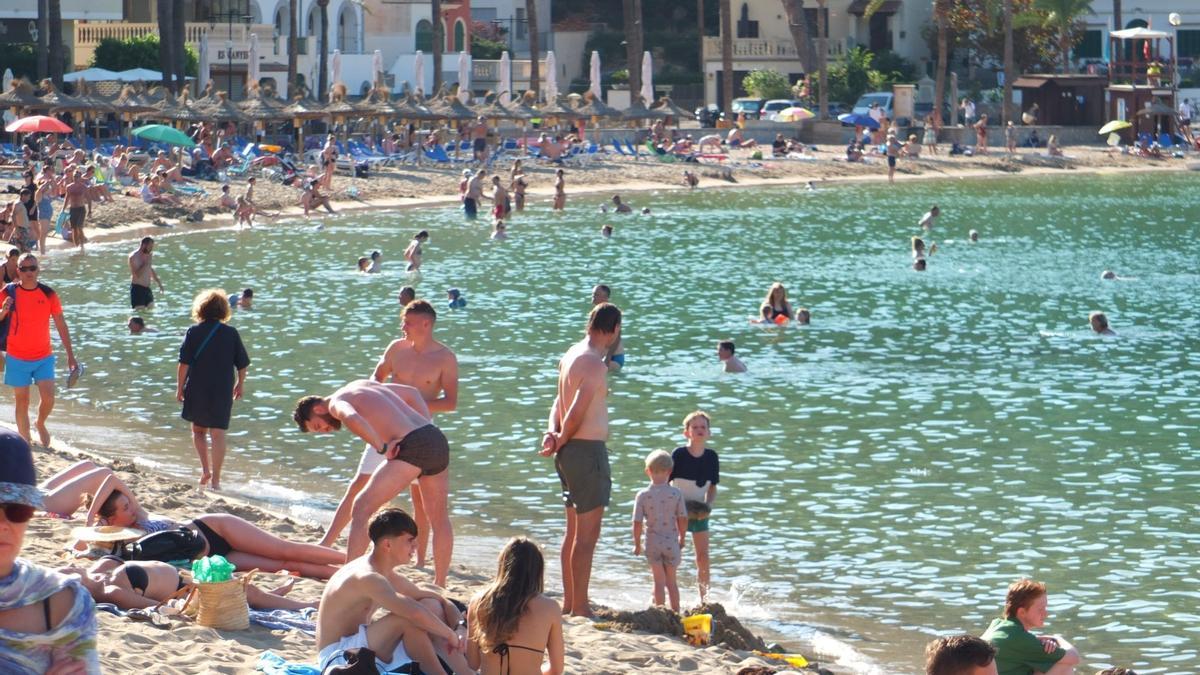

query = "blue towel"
[
  {"left": 249, "top": 607, "right": 318, "bottom": 635},
  {"left": 256, "top": 650, "right": 320, "bottom": 675}
]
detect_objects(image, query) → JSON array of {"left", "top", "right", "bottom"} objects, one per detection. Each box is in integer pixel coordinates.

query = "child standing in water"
[
  {"left": 632, "top": 450, "right": 688, "bottom": 611},
  {"left": 670, "top": 411, "right": 720, "bottom": 601}
]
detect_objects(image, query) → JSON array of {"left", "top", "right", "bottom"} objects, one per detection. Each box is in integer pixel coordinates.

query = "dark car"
[{"left": 695, "top": 104, "right": 721, "bottom": 127}]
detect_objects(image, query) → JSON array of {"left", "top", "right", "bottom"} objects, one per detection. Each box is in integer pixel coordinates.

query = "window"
[
  {"left": 474, "top": 8, "right": 497, "bottom": 22},
  {"left": 1179, "top": 29, "right": 1200, "bottom": 59},
  {"left": 1073, "top": 29, "right": 1102, "bottom": 59},
  {"left": 415, "top": 19, "right": 433, "bottom": 52},
  {"left": 736, "top": 3, "right": 759, "bottom": 39},
  {"left": 453, "top": 19, "right": 465, "bottom": 52},
  {"left": 803, "top": 8, "right": 829, "bottom": 38},
  {"left": 516, "top": 8, "right": 526, "bottom": 39}
]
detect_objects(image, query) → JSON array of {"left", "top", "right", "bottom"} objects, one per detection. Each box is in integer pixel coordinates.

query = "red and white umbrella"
[{"left": 5, "top": 115, "right": 73, "bottom": 134}]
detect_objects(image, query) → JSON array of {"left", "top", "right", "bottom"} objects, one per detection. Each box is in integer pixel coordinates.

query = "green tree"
[
  {"left": 1032, "top": 0, "right": 1093, "bottom": 73},
  {"left": 471, "top": 35, "right": 506, "bottom": 60},
  {"left": 947, "top": 0, "right": 1058, "bottom": 75},
  {"left": 91, "top": 35, "right": 198, "bottom": 76},
  {"left": 810, "top": 47, "right": 885, "bottom": 104},
  {"left": 742, "top": 69, "right": 791, "bottom": 99}
]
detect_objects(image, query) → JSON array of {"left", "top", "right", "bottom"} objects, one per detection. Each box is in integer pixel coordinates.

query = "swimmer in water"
[
  {"left": 806, "top": 181, "right": 817, "bottom": 191},
  {"left": 640, "top": 208, "right": 651, "bottom": 215},
  {"left": 795, "top": 308, "right": 811, "bottom": 325},
  {"left": 601, "top": 224, "right": 613, "bottom": 238},
  {"left": 717, "top": 340, "right": 747, "bottom": 373},
  {"left": 127, "top": 317, "right": 155, "bottom": 334},
  {"left": 447, "top": 288, "right": 467, "bottom": 309},
  {"left": 1089, "top": 311, "right": 1116, "bottom": 336},
  {"left": 491, "top": 221, "right": 508, "bottom": 240},
  {"left": 404, "top": 230, "right": 429, "bottom": 272},
  {"left": 357, "top": 257, "right": 370, "bottom": 273},
  {"left": 612, "top": 195, "right": 632, "bottom": 214},
  {"left": 919, "top": 205, "right": 940, "bottom": 231},
  {"left": 397, "top": 286, "right": 416, "bottom": 307},
  {"left": 969, "top": 229, "right": 979, "bottom": 243},
  {"left": 750, "top": 305, "right": 773, "bottom": 325},
  {"left": 368, "top": 250, "right": 382, "bottom": 273},
  {"left": 553, "top": 169, "right": 566, "bottom": 211}
]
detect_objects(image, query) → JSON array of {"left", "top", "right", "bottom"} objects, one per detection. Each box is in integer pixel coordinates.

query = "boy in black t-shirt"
[{"left": 668, "top": 410, "right": 720, "bottom": 602}]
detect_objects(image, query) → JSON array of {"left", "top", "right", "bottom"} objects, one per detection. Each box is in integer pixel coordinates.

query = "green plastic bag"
[{"left": 191, "top": 554, "right": 235, "bottom": 582}]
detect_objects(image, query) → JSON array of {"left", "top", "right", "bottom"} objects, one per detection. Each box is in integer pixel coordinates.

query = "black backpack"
[
  {"left": 0, "top": 282, "right": 55, "bottom": 352},
  {"left": 119, "top": 527, "right": 207, "bottom": 563}
]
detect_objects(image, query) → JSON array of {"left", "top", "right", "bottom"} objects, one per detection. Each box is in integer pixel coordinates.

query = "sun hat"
[
  {"left": 0, "top": 429, "right": 43, "bottom": 509},
  {"left": 71, "top": 525, "right": 146, "bottom": 543}
]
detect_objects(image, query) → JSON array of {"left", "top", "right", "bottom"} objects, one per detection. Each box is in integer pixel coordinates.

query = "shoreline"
[
  {"left": 38, "top": 144, "right": 1193, "bottom": 252},
  {"left": 16, "top": 428, "right": 823, "bottom": 674}
]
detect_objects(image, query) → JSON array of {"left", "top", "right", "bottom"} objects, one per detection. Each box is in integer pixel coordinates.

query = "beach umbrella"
[
  {"left": 331, "top": 49, "right": 343, "bottom": 89},
  {"left": 199, "top": 33, "right": 211, "bottom": 93},
  {"left": 72, "top": 80, "right": 116, "bottom": 143},
  {"left": 575, "top": 92, "right": 620, "bottom": 119},
  {"left": 131, "top": 123, "right": 196, "bottom": 146},
  {"left": 589, "top": 51, "right": 602, "bottom": 100},
  {"left": 5, "top": 115, "right": 73, "bottom": 134},
  {"left": 201, "top": 92, "right": 250, "bottom": 123},
  {"left": 640, "top": 51, "right": 653, "bottom": 108},
  {"left": 248, "top": 33, "right": 260, "bottom": 93},
  {"left": 1097, "top": 119, "right": 1132, "bottom": 135},
  {"left": 536, "top": 95, "right": 582, "bottom": 126},
  {"left": 239, "top": 87, "right": 290, "bottom": 122},
  {"left": 650, "top": 96, "right": 693, "bottom": 122},
  {"left": 131, "top": 123, "right": 196, "bottom": 147},
  {"left": 1136, "top": 102, "right": 1177, "bottom": 117},
  {"left": 373, "top": 49, "right": 384, "bottom": 88},
  {"left": 621, "top": 95, "right": 662, "bottom": 124},
  {"left": 0, "top": 80, "right": 46, "bottom": 116},
  {"left": 115, "top": 68, "right": 163, "bottom": 83},
  {"left": 544, "top": 51, "right": 557, "bottom": 102},
  {"left": 503, "top": 93, "right": 537, "bottom": 121},
  {"left": 775, "top": 106, "right": 815, "bottom": 122},
  {"left": 38, "top": 83, "right": 91, "bottom": 140},
  {"left": 499, "top": 52, "right": 512, "bottom": 105},
  {"left": 414, "top": 50, "right": 425, "bottom": 95},
  {"left": 429, "top": 95, "right": 476, "bottom": 121},
  {"left": 284, "top": 95, "right": 327, "bottom": 151},
  {"left": 457, "top": 51, "right": 471, "bottom": 104},
  {"left": 62, "top": 68, "right": 121, "bottom": 83},
  {"left": 838, "top": 112, "right": 880, "bottom": 129}
]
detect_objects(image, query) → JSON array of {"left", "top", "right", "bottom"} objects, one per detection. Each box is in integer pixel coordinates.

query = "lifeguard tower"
[{"left": 1106, "top": 27, "right": 1177, "bottom": 137}]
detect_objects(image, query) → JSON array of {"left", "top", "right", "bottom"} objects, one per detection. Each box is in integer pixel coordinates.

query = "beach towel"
[
  {"left": 256, "top": 650, "right": 320, "bottom": 675},
  {"left": 0, "top": 558, "right": 100, "bottom": 674},
  {"left": 249, "top": 607, "right": 318, "bottom": 635}
]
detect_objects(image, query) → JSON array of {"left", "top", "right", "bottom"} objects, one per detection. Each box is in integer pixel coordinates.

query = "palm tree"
[
  {"left": 157, "top": 0, "right": 174, "bottom": 91},
  {"left": 1003, "top": 0, "right": 1014, "bottom": 125},
  {"left": 432, "top": 0, "right": 443, "bottom": 93},
  {"left": 816, "top": 0, "right": 827, "bottom": 119},
  {"left": 526, "top": 0, "right": 540, "bottom": 98},
  {"left": 48, "top": 0, "right": 63, "bottom": 86},
  {"left": 623, "top": 0, "right": 644, "bottom": 100},
  {"left": 318, "top": 0, "right": 330, "bottom": 100},
  {"left": 1034, "top": 0, "right": 1094, "bottom": 73},
  {"left": 287, "top": 0, "right": 299, "bottom": 96},
  {"left": 933, "top": 0, "right": 950, "bottom": 126},
  {"left": 719, "top": 0, "right": 732, "bottom": 114},
  {"left": 37, "top": 0, "right": 48, "bottom": 80},
  {"left": 172, "top": 4, "right": 186, "bottom": 92},
  {"left": 780, "top": 0, "right": 816, "bottom": 76}
]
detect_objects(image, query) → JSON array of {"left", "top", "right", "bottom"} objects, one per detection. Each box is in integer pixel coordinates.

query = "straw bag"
[{"left": 179, "top": 569, "right": 258, "bottom": 630}]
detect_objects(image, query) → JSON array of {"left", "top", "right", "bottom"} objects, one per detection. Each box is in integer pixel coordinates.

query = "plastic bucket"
[{"left": 682, "top": 613, "right": 712, "bottom": 645}]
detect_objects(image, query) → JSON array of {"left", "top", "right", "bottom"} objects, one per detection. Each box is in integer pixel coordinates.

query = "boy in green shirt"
[{"left": 982, "top": 578, "right": 1080, "bottom": 675}]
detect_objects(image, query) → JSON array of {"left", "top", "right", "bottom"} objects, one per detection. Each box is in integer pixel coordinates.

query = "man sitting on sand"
[
  {"left": 925, "top": 635, "right": 997, "bottom": 675},
  {"left": 725, "top": 127, "right": 757, "bottom": 149},
  {"left": 294, "top": 380, "right": 454, "bottom": 582},
  {"left": 982, "top": 578, "right": 1080, "bottom": 675},
  {"left": 317, "top": 508, "right": 466, "bottom": 675}
]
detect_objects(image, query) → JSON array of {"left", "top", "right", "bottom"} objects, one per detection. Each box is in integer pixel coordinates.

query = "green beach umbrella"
[{"left": 131, "top": 123, "right": 196, "bottom": 147}]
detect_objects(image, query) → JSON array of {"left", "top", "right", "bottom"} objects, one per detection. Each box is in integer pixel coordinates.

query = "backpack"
[
  {"left": 119, "top": 527, "right": 207, "bottom": 563},
  {"left": 0, "top": 282, "right": 55, "bottom": 352}
]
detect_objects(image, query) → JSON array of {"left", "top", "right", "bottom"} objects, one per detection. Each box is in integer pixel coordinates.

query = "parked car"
[
  {"left": 695, "top": 104, "right": 721, "bottom": 127},
  {"left": 762, "top": 99, "right": 802, "bottom": 121},
  {"left": 731, "top": 97, "right": 767, "bottom": 120},
  {"left": 852, "top": 92, "right": 894, "bottom": 119}
]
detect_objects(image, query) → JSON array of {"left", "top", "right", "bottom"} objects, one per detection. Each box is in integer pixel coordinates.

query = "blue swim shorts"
[{"left": 4, "top": 354, "right": 56, "bottom": 387}]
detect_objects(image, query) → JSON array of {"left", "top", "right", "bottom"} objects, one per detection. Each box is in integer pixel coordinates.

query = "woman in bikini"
[
  {"left": 552, "top": 169, "right": 565, "bottom": 211},
  {"left": 510, "top": 160, "right": 528, "bottom": 212},
  {"left": 761, "top": 282, "right": 795, "bottom": 322},
  {"left": 468, "top": 538, "right": 564, "bottom": 675},
  {"left": 975, "top": 114, "right": 989, "bottom": 154},
  {"left": 61, "top": 557, "right": 316, "bottom": 613},
  {"left": 320, "top": 135, "right": 338, "bottom": 189}
]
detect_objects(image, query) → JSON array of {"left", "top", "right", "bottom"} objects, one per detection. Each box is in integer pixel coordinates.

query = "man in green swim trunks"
[
  {"left": 540, "top": 302, "right": 621, "bottom": 617},
  {"left": 982, "top": 578, "right": 1080, "bottom": 675}
]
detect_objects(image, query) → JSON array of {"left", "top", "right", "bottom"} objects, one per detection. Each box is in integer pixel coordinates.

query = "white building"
[{"left": 1074, "top": 3, "right": 1197, "bottom": 66}]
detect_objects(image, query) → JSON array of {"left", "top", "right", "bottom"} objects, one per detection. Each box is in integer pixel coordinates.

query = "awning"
[
  {"left": 1012, "top": 77, "right": 1050, "bottom": 89},
  {"left": 848, "top": 0, "right": 901, "bottom": 15},
  {"left": 1110, "top": 27, "right": 1170, "bottom": 40}
]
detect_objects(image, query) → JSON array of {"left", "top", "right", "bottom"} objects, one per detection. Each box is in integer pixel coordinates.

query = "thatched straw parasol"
[
  {"left": 503, "top": 92, "right": 538, "bottom": 121},
  {"left": 574, "top": 92, "right": 621, "bottom": 120},
  {"left": 535, "top": 95, "right": 584, "bottom": 125},
  {"left": 70, "top": 81, "right": 117, "bottom": 143},
  {"left": 0, "top": 79, "right": 47, "bottom": 116},
  {"left": 38, "top": 80, "right": 90, "bottom": 115},
  {"left": 283, "top": 95, "right": 327, "bottom": 152},
  {"left": 621, "top": 95, "right": 665, "bottom": 124},
  {"left": 238, "top": 84, "right": 291, "bottom": 122},
  {"left": 401, "top": 93, "right": 441, "bottom": 121},
  {"left": 427, "top": 94, "right": 477, "bottom": 121},
  {"left": 650, "top": 96, "right": 693, "bottom": 121},
  {"left": 200, "top": 92, "right": 250, "bottom": 123}
]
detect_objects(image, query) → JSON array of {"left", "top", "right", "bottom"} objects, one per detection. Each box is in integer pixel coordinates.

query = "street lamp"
[
  {"left": 1169, "top": 12, "right": 1182, "bottom": 91},
  {"left": 208, "top": 0, "right": 254, "bottom": 99}
]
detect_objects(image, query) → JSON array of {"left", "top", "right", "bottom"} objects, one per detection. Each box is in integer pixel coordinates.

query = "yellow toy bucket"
[{"left": 682, "top": 613, "right": 713, "bottom": 646}]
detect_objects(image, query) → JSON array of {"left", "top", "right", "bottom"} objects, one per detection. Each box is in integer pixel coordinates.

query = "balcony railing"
[
  {"left": 472, "top": 59, "right": 550, "bottom": 84},
  {"left": 702, "top": 36, "right": 846, "bottom": 63},
  {"left": 73, "top": 21, "right": 278, "bottom": 68}
]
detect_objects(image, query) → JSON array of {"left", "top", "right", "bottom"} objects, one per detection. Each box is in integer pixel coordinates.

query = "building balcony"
[
  {"left": 472, "top": 58, "right": 551, "bottom": 92},
  {"left": 701, "top": 35, "right": 847, "bottom": 64},
  {"left": 73, "top": 21, "right": 281, "bottom": 69}
]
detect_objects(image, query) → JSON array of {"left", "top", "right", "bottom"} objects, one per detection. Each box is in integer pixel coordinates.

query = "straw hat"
[{"left": 71, "top": 525, "right": 145, "bottom": 542}]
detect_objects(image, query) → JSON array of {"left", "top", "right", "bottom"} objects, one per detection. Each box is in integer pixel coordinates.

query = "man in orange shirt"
[{"left": 0, "top": 253, "right": 78, "bottom": 447}]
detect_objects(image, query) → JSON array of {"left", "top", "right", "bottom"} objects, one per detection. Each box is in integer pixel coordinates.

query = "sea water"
[{"left": 21, "top": 172, "right": 1200, "bottom": 674}]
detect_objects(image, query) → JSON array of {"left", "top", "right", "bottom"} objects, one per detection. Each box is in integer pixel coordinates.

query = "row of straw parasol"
[{"left": 2, "top": 76, "right": 694, "bottom": 152}]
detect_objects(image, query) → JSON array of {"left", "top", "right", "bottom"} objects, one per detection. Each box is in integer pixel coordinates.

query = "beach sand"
[
  {"left": 20, "top": 441, "right": 804, "bottom": 674},
  {"left": 35, "top": 141, "right": 1191, "bottom": 251}
]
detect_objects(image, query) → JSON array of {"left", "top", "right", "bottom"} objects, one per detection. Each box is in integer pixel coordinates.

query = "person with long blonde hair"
[
  {"left": 761, "top": 282, "right": 794, "bottom": 322},
  {"left": 176, "top": 289, "right": 249, "bottom": 490},
  {"left": 468, "top": 538, "right": 564, "bottom": 675}
]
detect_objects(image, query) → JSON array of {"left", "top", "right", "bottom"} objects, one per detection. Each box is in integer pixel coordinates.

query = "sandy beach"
[
  {"left": 28, "top": 140, "right": 1192, "bottom": 250},
  {"left": 19, "top": 438, "right": 811, "bottom": 675}
]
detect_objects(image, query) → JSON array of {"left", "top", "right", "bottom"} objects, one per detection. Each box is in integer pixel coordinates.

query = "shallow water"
[{"left": 27, "top": 172, "right": 1200, "bottom": 674}]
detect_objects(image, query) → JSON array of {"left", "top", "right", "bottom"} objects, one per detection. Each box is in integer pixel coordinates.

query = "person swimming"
[{"left": 447, "top": 288, "right": 467, "bottom": 309}]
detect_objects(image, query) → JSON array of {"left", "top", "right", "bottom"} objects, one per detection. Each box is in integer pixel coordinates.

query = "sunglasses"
[
  {"left": 19, "top": 265, "right": 38, "bottom": 272},
  {"left": 2, "top": 503, "right": 35, "bottom": 523}
]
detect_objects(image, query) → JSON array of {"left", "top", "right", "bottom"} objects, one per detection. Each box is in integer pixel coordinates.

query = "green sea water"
[{"left": 22, "top": 171, "right": 1200, "bottom": 674}]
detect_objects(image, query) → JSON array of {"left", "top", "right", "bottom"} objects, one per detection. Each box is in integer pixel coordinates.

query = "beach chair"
[
  {"left": 1158, "top": 133, "right": 1173, "bottom": 149},
  {"left": 224, "top": 156, "right": 255, "bottom": 178},
  {"left": 623, "top": 139, "right": 641, "bottom": 159},
  {"left": 424, "top": 144, "right": 457, "bottom": 164}
]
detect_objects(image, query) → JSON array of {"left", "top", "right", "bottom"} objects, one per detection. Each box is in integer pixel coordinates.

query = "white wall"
[
  {"left": 5, "top": 0, "right": 121, "bottom": 20},
  {"left": 553, "top": 30, "right": 588, "bottom": 91}
]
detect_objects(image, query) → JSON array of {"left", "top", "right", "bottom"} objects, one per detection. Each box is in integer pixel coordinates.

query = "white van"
[{"left": 852, "top": 92, "right": 894, "bottom": 118}]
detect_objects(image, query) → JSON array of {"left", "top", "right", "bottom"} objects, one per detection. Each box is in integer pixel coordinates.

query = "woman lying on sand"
[
  {"left": 60, "top": 557, "right": 316, "bottom": 612},
  {"left": 42, "top": 460, "right": 344, "bottom": 579},
  {"left": 468, "top": 537, "right": 564, "bottom": 675}
]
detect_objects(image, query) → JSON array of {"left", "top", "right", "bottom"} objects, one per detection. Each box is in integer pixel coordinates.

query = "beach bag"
[
  {"left": 183, "top": 569, "right": 257, "bottom": 630},
  {"left": 123, "top": 527, "right": 206, "bottom": 563},
  {"left": 322, "top": 648, "right": 380, "bottom": 674}
]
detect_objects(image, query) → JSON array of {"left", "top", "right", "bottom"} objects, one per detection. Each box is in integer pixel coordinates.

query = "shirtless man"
[
  {"left": 404, "top": 231, "right": 429, "bottom": 272},
  {"left": 463, "top": 170, "right": 485, "bottom": 220},
  {"left": 320, "top": 301, "right": 458, "bottom": 582},
  {"left": 61, "top": 167, "right": 90, "bottom": 251},
  {"left": 486, "top": 175, "right": 510, "bottom": 221},
  {"left": 470, "top": 117, "right": 489, "bottom": 161},
  {"left": 611, "top": 195, "right": 632, "bottom": 214},
  {"left": 590, "top": 285, "right": 624, "bottom": 372},
  {"left": 294, "top": 380, "right": 454, "bottom": 580},
  {"left": 540, "top": 302, "right": 622, "bottom": 617},
  {"left": 317, "top": 508, "right": 466, "bottom": 675},
  {"left": 717, "top": 340, "right": 747, "bottom": 373},
  {"left": 128, "top": 237, "right": 164, "bottom": 309}
]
